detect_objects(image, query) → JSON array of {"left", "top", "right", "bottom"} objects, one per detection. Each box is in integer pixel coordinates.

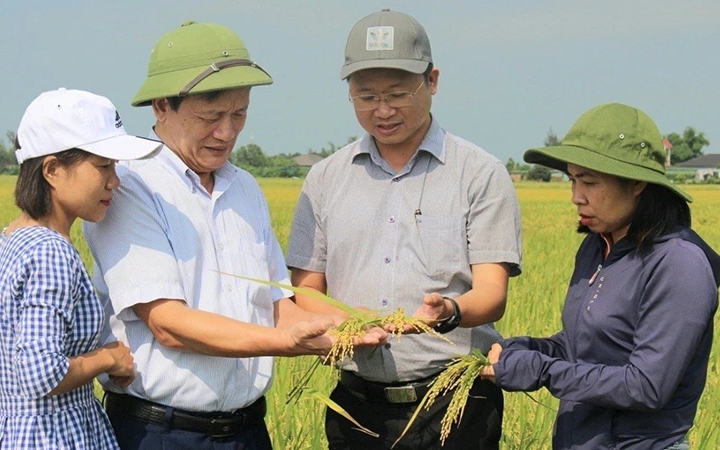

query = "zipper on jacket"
[{"left": 588, "top": 264, "right": 602, "bottom": 286}]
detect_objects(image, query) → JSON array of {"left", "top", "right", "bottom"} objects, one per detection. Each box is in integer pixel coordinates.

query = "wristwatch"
[{"left": 433, "top": 297, "right": 462, "bottom": 334}]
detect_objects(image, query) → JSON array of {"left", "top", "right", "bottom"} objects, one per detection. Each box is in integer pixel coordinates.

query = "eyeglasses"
[{"left": 349, "top": 81, "right": 425, "bottom": 111}]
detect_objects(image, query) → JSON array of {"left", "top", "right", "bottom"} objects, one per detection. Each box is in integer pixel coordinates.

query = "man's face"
[
  {"left": 152, "top": 88, "right": 250, "bottom": 175},
  {"left": 348, "top": 67, "right": 437, "bottom": 155}
]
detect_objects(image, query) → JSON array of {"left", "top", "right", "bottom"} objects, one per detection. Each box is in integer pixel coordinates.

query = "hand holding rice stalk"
[
  {"left": 218, "top": 272, "right": 456, "bottom": 437},
  {"left": 218, "top": 272, "right": 453, "bottom": 362},
  {"left": 392, "top": 349, "right": 490, "bottom": 448}
]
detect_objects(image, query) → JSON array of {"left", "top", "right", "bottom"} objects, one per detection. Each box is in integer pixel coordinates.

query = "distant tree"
[
  {"left": 261, "top": 154, "right": 302, "bottom": 178},
  {"left": 526, "top": 165, "right": 552, "bottom": 182},
  {"left": 228, "top": 143, "right": 305, "bottom": 178},
  {"left": 6, "top": 131, "right": 17, "bottom": 148},
  {"left": 0, "top": 130, "right": 18, "bottom": 174},
  {"left": 317, "top": 142, "right": 336, "bottom": 158},
  {"left": 230, "top": 143, "right": 267, "bottom": 168},
  {"left": 505, "top": 157, "right": 530, "bottom": 173},
  {"left": 544, "top": 128, "right": 562, "bottom": 147},
  {"left": 505, "top": 157, "right": 516, "bottom": 173},
  {"left": 666, "top": 127, "right": 710, "bottom": 164},
  {"left": 311, "top": 136, "right": 357, "bottom": 157}
]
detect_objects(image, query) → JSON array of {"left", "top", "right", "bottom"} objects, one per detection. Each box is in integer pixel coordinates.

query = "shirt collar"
[{"left": 352, "top": 116, "right": 446, "bottom": 168}]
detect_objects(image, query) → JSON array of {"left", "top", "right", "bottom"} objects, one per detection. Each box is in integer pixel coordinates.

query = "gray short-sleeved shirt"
[{"left": 287, "top": 118, "right": 522, "bottom": 383}]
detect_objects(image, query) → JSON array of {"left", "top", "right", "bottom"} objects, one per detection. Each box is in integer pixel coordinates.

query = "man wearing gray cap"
[
  {"left": 83, "top": 21, "right": 385, "bottom": 450},
  {"left": 287, "top": 9, "right": 522, "bottom": 450}
]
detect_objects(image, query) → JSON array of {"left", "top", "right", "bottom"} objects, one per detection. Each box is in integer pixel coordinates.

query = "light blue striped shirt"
[{"left": 84, "top": 134, "right": 292, "bottom": 412}]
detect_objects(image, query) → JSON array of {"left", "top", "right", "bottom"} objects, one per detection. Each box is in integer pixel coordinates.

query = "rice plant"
[
  {"left": 1, "top": 176, "right": 713, "bottom": 450},
  {"left": 392, "top": 350, "right": 490, "bottom": 448},
  {"left": 217, "top": 272, "right": 455, "bottom": 437}
]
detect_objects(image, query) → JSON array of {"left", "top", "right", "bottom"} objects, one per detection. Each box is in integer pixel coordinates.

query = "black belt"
[
  {"left": 104, "top": 392, "right": 266, "bottom": 438},
  {"left": 338, "top": 371, "right": 440, "bottom": 404}
]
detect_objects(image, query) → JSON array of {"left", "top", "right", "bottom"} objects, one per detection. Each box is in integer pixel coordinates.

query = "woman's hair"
[
  {"left": 627, "top": 183, "right": 691, "bottom": 248},
  {"left": 578, "top": 180, "right": 691, "bottom": 249},
  {"left": 14, "top": 137, "right": 91, "bottom": 219}
]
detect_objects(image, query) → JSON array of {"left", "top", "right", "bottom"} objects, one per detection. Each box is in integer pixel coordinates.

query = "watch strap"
[{"left": 433, "top": 297, "right": 462, "bottom": 334}]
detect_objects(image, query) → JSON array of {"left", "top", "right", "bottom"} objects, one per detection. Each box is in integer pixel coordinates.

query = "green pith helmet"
[
  {"left": 523, "top": 103, "right": 692, "bottom": 202},
  {"left": 131, "top": 21, "right": 273, "bottom": 107}
]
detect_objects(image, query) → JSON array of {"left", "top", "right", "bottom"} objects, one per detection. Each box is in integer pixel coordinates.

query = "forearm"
[
  {"left": 454, "top": 263, "right": 510, "bottom": 327},
  {"left": 290, "top": 268, "right": 350, "bottom": 318},
  {"left": 137, "top": 300, "right": 317, "bottom": 357},
  {"left": 456, "top": 282, "right": 506, "bottom": 327},
  {"left": 274, "top": 297, "right": 328, "bottom": 329},
  {"left": 502, "top": 332, "right": 569, "bottom": 359},
  {"left": 48, "top": 348, "right": 114, "bottom": 396}
]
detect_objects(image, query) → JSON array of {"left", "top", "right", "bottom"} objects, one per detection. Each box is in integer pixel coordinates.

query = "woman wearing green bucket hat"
[{"left": 480, "top": 103, "right": 719, "bottom": 449}]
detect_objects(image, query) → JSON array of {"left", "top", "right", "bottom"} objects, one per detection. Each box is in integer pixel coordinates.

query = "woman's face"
[
  {"left": 49, "top": 154, "right": 120, "bottom": 226},
  {"left": 567, "top": 163, "right": 646, "bottom": 243}
]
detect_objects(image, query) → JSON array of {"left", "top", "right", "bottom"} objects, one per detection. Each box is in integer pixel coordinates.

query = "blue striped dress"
[{"left": 0, "top": 226, "right": 118, "bottom": 449}]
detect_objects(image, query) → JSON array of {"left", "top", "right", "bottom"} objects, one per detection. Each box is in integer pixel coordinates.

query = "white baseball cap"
[{"left": 16, "top": 88, "right": 162, "bottom": 164}]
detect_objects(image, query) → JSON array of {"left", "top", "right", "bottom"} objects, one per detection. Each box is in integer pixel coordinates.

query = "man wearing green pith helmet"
[{"left": 83, "top": 21, "right": 386, "bottom": 450}]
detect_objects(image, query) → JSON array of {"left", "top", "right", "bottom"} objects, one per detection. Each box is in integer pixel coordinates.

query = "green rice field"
[{"left": 1, "top": 175, "right": 717, "bottom": 449}]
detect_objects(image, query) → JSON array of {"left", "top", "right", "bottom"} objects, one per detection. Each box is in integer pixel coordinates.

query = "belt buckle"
[
  {"left": 208, "top": 417, "right": 241, "bottom": 438},
  {"left": 384, "top": 385, "right": 418, "bottom": 403}
]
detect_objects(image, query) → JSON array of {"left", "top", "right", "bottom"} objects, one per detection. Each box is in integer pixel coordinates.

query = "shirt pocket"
[{"left": 411, "top": 215, "right": 465, "bottom": 281}]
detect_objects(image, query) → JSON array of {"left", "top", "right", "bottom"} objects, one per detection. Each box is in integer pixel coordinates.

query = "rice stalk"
[
  {"left": 392, "top": 350, "right": 490, "bottom": 448},
  {"left": 218, "top": 272, "right": 456, "bottom": 439},
  {"left": 217, "top": 272, "right": 453, "bottom": 369},
  {"left": 302, "top": 388, "right": 379, "bottom": 438}
]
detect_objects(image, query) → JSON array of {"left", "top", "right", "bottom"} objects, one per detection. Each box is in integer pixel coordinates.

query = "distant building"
[
  {"left": 674, "top": 154, "right": 720, "bottom": 181},
  {"left": 293, "top": 153, "right": 324, "bottom": 167},
  {"left": 662, "top": 138, "right": 673, "bottom": 168}
]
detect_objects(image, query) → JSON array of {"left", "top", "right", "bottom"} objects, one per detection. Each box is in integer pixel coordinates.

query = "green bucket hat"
[
  {"left": 132, "top": 21, "right": 273, "bottom": 107},
  {"left": 523, "top": 103, "right": 692, "bottom": 202}
]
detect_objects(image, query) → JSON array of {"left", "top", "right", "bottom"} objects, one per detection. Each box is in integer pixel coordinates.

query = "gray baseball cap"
[{"left": 341, "top": 9, "right": 432, "bottom": 80}]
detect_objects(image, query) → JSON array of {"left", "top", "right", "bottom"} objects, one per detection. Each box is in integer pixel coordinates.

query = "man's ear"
[
  {"left": 428, "top": 66, "right": 440, "bottom": 95},
  {"left": 152, "top": 98, "right": 171, "bottom": 122}
]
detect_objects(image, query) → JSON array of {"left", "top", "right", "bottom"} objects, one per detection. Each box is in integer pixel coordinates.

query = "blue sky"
[{"left": 1, "top": 0, "right": 719, "bottom": 163}]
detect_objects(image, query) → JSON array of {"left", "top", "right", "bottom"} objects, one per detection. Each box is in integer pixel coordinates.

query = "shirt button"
[
  {"left": 381, "top": 299, "right": 388, "bottom": 307},
  {"left": 227, "top": 285, "right": 233, "bottom": 292},
  {"left": 218, "top": 244, "right": 225, "bottom": 251},
  {"left": 384, "top": 257, "right": 391, "bottom": 263},
  {"left": 388, "top": 216, "right": 395, "bottom": 223}
]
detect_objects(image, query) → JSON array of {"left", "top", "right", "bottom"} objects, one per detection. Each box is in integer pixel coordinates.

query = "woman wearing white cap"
[{"left": 0, "top": 89, "right": 161, "bottom": 449}]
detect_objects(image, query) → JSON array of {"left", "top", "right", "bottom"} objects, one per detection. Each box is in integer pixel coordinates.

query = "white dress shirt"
[{"left": 84, "top": 134, "right": 292, "bottom": 412}]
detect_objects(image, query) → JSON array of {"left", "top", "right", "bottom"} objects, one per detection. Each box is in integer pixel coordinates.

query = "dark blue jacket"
[{"left": 495, "top": 227, "right": 720, "bottom": 449}]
